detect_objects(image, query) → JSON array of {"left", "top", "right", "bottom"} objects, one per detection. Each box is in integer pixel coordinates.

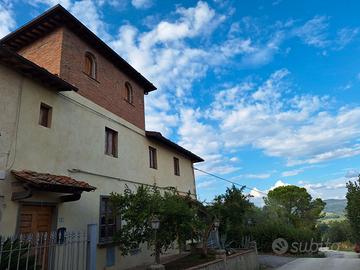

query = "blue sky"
[{"left": 1, "top": 0, "right": 360, "bottom": 204}]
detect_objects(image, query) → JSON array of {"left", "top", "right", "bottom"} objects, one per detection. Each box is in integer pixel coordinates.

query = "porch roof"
[{"left": 12, "top": 170, "right": 96, "bottom": 193}]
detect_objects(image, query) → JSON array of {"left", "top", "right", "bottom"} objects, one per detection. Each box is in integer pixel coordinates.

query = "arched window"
[
  {"left": 84, "top": 52, "right": 97, "bottom": 79},
  {"left": 125, "top": 82, "right": 134, "bottom": 104}
]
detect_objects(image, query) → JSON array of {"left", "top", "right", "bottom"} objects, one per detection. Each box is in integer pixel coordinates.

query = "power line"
[{"left": 194, "top": 167, "right": 268, "bottom": 196}]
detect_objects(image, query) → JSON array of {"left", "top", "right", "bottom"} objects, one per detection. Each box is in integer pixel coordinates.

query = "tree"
[
  {"left": 110, "top": 185, "right": 195, "bottom": 263},
  {"left": 323, "top": 220, "right": 352, "bottom": 243},
  {"left": 264, "top": 185, "right": 325, "bottom": 229},
  {"left": 212, "top": 185, "right": 253, "bottom": 245},
  {"left": 346, "top": 177, "right": 360, "bottom": 248}
]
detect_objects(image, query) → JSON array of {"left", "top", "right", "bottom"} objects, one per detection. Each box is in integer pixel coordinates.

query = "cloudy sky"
[{"left": 2, "top": 0, "right": 360, "bottom": 204}]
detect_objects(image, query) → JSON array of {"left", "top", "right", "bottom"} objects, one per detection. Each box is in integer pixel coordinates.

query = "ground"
[{"left": 259, "top": 248, "right": 360, "bottom": 270}]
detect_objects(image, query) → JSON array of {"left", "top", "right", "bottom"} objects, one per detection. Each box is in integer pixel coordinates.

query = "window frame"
[
  {"left": 125, "top": 81, "right": 134, "bottom": 104},
  {"left": 38, "top": 103, "right": 52, "bottom": 128},
  {"left": 105, "top": 127, "right": 118, "bottom": 158},
  {"left": 99, "top": 196, "right": 118, "bottom": 244},
  {"left": 84, "top": 52, "right": 97, "bottom": 79},
  {"left": 174, "top": 157, "right": 180, "bottom": 176},
  {"left": 149, "top": 146, "right": 158, "bottom": 169}
]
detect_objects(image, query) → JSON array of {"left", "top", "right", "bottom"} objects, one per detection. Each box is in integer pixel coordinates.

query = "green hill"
[
  {"left": 324, "top": 199, "right": 347, "bottom": 215},
  {"left": 321, "top": 199, "right": 347, "bottom": 222}
]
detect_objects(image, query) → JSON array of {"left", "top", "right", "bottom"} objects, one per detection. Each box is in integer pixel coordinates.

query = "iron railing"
[{"left": 0, "top": 231, "right": 88, "bottom": 270}]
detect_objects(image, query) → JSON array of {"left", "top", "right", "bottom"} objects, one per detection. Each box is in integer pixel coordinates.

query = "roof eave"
[
  {"left": 0, "top": 45, "right": 78, "bottom": 92},
  {"left": 146, "top": 131, "right": 204, "bottom": 163}
]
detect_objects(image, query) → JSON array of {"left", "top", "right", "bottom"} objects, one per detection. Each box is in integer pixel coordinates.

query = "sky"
[{"left": 1, "top": 0, "right": 360, "bottom": 205}]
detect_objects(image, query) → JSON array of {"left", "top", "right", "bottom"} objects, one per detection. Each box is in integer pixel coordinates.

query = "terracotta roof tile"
[{"left": 12, "top": 170, "right": 96, "bottom": 192}]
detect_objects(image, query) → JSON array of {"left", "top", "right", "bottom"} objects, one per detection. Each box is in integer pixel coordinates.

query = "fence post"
[{"left": 87, "top": 224, "right": 97, "bottom": 270}]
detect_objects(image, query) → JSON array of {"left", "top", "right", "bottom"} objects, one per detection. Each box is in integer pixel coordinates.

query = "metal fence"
[{"left": 0, "top": 231, "right": 89, "bottom": 270}]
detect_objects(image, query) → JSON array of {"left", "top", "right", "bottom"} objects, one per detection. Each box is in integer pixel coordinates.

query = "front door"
[
  {"left": 19, "top": 205, "right": 54, "bottom": 269},
  {"left": 19, "top": 205, "right": 54, "bottom": 235}
]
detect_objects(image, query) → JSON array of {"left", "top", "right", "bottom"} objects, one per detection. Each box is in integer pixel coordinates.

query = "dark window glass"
[
  {"left": 99, "top": 197, "right": 117, "bottom": 243},
  {"left": 174, "top": 157, "right": 180, "bottom": 176},
  {"left": 149, "top": 147, "right": 157, "bottom": 169},
  {"left": 39, "top": 103, "right": 52, "bottom": 128},
  {"left": 105, "top": 127, "right": 118, "bottom": 157},
  {"left": 125, "top": 82, "right": 134, "bottom": 104}
]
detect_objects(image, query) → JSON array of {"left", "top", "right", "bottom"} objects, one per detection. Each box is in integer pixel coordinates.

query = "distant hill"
[
  {"left": 324, "top": 199, "right": 347, "bottom": 215},
  {"left": 320, "top": 199, "right": 347, "bottom": 222}
]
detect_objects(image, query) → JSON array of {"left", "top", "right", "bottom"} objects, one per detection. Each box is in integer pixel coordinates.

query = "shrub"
[{"left": 237, "top": 221, "right": 319, "bottom": 253}]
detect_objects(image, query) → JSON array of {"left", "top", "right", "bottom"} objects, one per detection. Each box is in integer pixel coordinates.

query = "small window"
[
  {"left": 39, "top": 103, "right": 52, "bottom": 128},
  {"left": 125, "top": 82, "right": 134, "bottom": 104},
  {"left": 149, "top": 146, "right": 157, "bottom": 169},
  {"left": 84, "top": 52, "right": 97, "bottom": 79},
  {"left": 174, "top": 157, "right": 180, "bottom": 176},
  {"left": 105, "top": 127, "right": 118, "bottom": 157},
  {"left": 99, "top": 197, "right": 116, "bottom": 243}
]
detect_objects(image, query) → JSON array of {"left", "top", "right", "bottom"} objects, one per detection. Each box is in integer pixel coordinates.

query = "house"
[{"left": 0, "top": 5, "right": 203, "bottom": 269}]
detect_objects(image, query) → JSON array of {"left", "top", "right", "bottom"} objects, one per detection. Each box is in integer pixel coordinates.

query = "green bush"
[
  {"left": 234, "top": 221, "right": 319, "bottom": 253},
  {"left": 322, "top": 220, "right": 353, "bottom": 243},
  {"left": 0, "top": 238, "right": 38, "bottom": 270}
]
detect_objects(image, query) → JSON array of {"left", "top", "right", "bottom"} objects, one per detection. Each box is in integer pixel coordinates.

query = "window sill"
[
  {"left": 83, "top": 72, "right": 100, "bottom": 84},
  {"left": 123, "top": 98, "right": 135, "bottom": 107},
  {"left": 105, "top": 153, "right": 118, "bottom": 159}
]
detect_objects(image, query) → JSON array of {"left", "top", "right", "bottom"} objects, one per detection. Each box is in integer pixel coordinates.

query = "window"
[
  {"left": 174, "top": 157, "right": 180, "bottom": 176},
  {"left": 39, "top": 103, "right": 52, "bottom": 128},
  {"left": 84, "top": 52, "right": 97, "bottom": 79},
  {"left": 149, "top": 146, "right": 157, "bottom": 169},
  {"left": 99, "top": 197, "right": 116, "bottom": 243},
  {"left": 105, "top": 127, "right": 118, "bottom": 157},
  {"left": 125, "top": 82, "right": 134, "bottom": 104}
]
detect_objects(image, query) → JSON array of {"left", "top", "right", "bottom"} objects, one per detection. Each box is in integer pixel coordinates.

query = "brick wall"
[
  {"left": 18, "top": 27, "right": 63, "bottom": 76},
  {"left": 16, "top": 27, "right": 146, "bottom": 130}
]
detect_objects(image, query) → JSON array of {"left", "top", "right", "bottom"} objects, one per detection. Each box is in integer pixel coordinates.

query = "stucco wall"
[
  {"left": 0, "top": 64, "right": 197, "bottom": 269},
  {"left": 0, "top": 65, "right": 23, "bottom": 170}
]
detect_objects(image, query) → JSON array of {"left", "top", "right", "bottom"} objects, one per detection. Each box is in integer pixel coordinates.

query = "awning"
[{"left": 11, "top": 170, "right": 96, "bottom": 202}]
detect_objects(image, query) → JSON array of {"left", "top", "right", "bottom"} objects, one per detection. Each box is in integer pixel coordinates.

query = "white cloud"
[
  {"left": 0, "top": 2, "right": 15, "bottom": 38},
  {"left": 300, "top": 177, "right": 349, "bottom": 200},
  {"left": 29, "top": 0, "right": 109, "bottom": 39},
  {"left": 250, "top": 188, "right": 262, "bottom": 198},
  {"left": 270, "top": 180, "right": 289, "bottom": 190},
  {"left": 281, "top": 169, "right": 303, "bottom": 177},
  {"left": 31, "top": 0, "right": 72, "bottom": 8},
  {"left": 70, "top": 0, "right": 109, "bottom": 39},
  {"left": 345, "top": 169, "right": 359, "bottom": 179},
  {"left": 207, "top": 69, "right": 360, "bottom": 167},
  {"left": 243, "top": 173, "right": 271, "bottom": 179},
  {"left": 197, "top": 179, "right": 217, "bottom": 189},
  {"left": 335, "top": 27, "right": 359, "bottom": 50},
  {"left": 131, "top": 0, "right": 152, "bottom": 9},
  {"left": 292, "top": 15, "right": 330, "bottom": 48}
]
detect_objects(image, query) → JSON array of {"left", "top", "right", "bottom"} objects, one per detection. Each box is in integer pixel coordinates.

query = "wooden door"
[
  {"left": 19, "top": 205, "right": 54, "bottom": 235},
  {"left": 19, "top": 205, "right": 54, "bottom": 269}
]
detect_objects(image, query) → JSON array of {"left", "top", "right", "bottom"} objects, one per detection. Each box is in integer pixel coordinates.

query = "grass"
[
  {"left": 331, "top": 241, "right": 355, "bottom": 252},
  {"left": 164, "top": 254, "right": 216, "bottom": 270}
]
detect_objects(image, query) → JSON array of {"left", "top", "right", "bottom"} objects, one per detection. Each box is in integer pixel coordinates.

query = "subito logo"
[{"left": 272, "top": 238, "right": 288, "bottom": 255}]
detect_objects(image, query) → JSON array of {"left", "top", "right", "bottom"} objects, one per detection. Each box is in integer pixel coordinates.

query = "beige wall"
[{"left": 0, "top": 64, "right": 197, "bottom": 269}]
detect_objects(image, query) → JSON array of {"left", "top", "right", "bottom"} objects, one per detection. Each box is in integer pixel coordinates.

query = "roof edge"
[
  {"left": 146, "top": 131, "right": 204, "bottom": 163},
  {"left": 0, "top": 45, "right": 78, "bottom": 92}
]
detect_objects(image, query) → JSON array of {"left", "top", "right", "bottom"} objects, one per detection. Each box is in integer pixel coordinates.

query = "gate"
[{"left": 0, "top": 225, "right": 97, "bottom": 270}]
